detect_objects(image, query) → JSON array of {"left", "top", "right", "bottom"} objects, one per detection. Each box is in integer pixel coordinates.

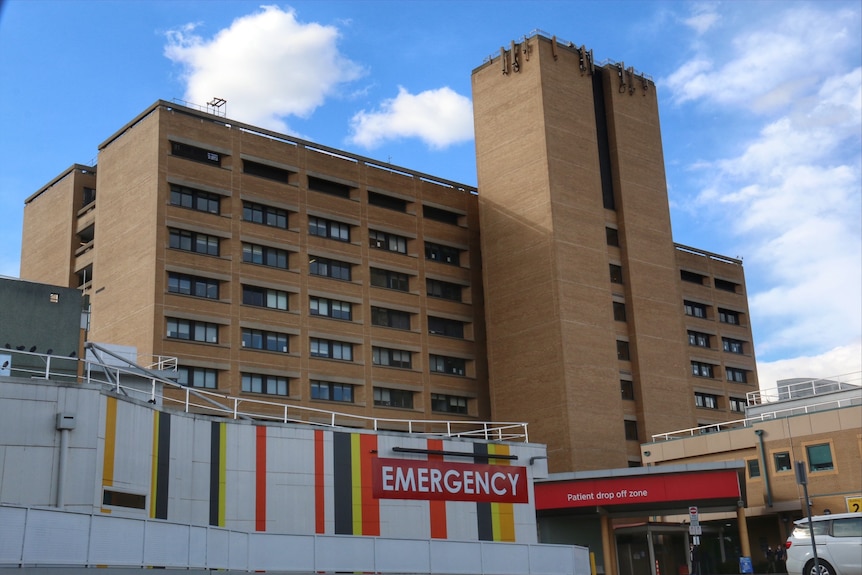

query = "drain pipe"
[
  {"left": 755, "top": 429, "right": 773, "bottom": 507},
  {"left": 55, "top": 413, "right": 77, "bottom": 508}
]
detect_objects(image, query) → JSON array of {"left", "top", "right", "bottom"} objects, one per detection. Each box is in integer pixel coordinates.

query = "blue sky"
[{"left": 1, "top": 1, "right": 859, "bottom": 388}]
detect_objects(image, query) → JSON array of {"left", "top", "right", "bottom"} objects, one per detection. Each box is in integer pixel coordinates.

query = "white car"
[{"left": 784, "top": 512, "right": 862, "bottom": 575}]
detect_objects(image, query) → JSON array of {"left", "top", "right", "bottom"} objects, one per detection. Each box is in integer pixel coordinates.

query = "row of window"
[
  {"left": 747, "top": 443, "right": 835, "bottom": 479},
  {"left": 168, "top": 259, "right": 465, "bottom": 302},
  {"left": 687, "top": 331, "right": 748, "bottom": 354},
  {"left": 168, "top": 320, "right": 467, "bottom": 372},
  {"left": 169, "top": 146, "right": 464, "bottom": 225},
  {"left": 168, "top": 275, "right": 468, "bottom": 335},
  {"left": 179, "top": 365, "right": 468, "bottom": 413},
  {"left": 694, "top": 392, "right": 747, "bottom": 412},
  {"left": 684, "top": 300, "right": 743, "bottom": 325},
  {"left": 692, "top": 361, "right": 750, "bottom": 383},
  {"left": 680, "top": 269, "right": 741, "bottom": 294}
]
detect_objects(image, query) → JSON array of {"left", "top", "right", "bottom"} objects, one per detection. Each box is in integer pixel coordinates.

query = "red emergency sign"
[{"left": 372, "top": 458, "right": 529, "bottom": 503}]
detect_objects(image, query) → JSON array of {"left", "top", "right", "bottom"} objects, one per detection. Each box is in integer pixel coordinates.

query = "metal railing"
[
  {"left": 652, "top": 393, "right": 862, "bottom": 442},
  {"left": 0, "top": 345, "right": 529, "bottom": 442},
  {"left": 746, "top": 371, "right": 861, "bottom": 404}
]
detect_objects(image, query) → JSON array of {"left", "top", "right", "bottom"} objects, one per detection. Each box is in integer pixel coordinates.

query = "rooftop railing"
[
  {"left": 0, "top": 344, "right": 529, "bottom": 443},
  {"left": 652, "top": 373, "right": 861, "bottom": 442}
]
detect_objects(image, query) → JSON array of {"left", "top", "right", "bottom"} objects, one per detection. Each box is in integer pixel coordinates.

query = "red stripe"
[
  {"left": 314, "top": 429, "right": 325, "bottom": 533},
  {"left": 427, "top": 438, "right": 448, "bottom": 539},
  {"left": 255, "top": 426, "right": 266, "bottom": 531},
  {"left": 360, "top": 434, "right": 380, "bottom": 536}
]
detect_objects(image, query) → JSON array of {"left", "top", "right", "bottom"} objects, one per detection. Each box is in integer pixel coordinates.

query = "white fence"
[{"left": 0, "top": 505, "right": 589, "bottom": 575}]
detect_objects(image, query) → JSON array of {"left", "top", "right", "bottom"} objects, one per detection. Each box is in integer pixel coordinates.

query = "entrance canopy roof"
[{"left": 535, "top": 461, "right": 746, "bottom": 517}]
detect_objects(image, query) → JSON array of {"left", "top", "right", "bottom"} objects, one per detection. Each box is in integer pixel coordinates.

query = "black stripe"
[
  {"left": 592, "top": 70, "right": 616, "bottom": 210},
  {"left": 209, "top": 421, "right": 220, "bottom": 526},
  {"left": 333, "top": 432, "right": 353, "bottom": 534},
  {"left": 154, "top": 412, "right": 171, "bottom": 520},
  {"left": 474, "top": 443, "right": 493, "bottom": 541}
]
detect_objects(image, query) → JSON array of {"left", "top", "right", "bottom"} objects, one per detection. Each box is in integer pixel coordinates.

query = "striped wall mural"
[
  {"left": 98, "top": 399, "right": 537, "bottom": 543},
  {"left": 474, "top": 442, "right": 516, "bottom": 541},
  {"left": 149, "top": 410, "right": 170, "bottom": 520},
  {"left": 209, "top": 421, "right": 226, "bottom": 526}
]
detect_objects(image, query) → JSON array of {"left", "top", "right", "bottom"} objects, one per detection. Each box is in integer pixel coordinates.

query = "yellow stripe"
[
  {"left": 218, "top": 423, "right": 227, "bottom": 526},
  {"left": 101, "top": 396, "right": 117, "bottom": 513},
  {"left": 351, "top": 433, "right": 363, "bottom": 534},
  {"left": 150, "top": 410, "right": 159, "bottom": 518},
  {"left": 489, "top": 444, "right": 516, "bottom": 542}
]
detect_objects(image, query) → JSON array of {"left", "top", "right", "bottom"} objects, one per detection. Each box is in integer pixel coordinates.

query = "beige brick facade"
[
  {"left": 472, "top": 35, "right": 757, "bottom": 472},
  {"left": 22, "top": 33, "right": 758, "bottom": 473}
]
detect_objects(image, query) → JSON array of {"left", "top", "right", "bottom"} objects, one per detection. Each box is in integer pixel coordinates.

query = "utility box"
[{"left": 56, "top": 413, "right": 77, "bottom": 430}]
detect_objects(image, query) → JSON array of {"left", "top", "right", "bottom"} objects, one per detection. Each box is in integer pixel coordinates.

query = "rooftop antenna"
[{"left": 207, "top": 97, "right": 227, "bottom": 117}]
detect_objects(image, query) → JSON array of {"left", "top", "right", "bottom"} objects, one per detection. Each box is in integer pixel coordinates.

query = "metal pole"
[{"left": 796, "top": 461, "right": 820, "bottom": 574}]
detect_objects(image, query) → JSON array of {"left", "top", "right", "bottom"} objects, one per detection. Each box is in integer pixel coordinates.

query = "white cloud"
[
  {"left": 666, "top": 7, "right": 856, "bottom": 110},
  {"left": 348, "top": 86, "right": 474, "bottom": 149},
  {"left": 757, "top": 341, "right": 862, "bottom": 392},
  {"left": 164, "top": 5, "right": 363, "bottom": 133},
  {"left": 664, "top": 5, "right": 862, "bottom": 367},
  {"left": 682, "top": 2, "right": 720, "bottom": 34}
]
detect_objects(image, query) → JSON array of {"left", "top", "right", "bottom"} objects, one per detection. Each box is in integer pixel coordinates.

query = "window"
[
  {"left": 691, "top": 361, "right": 714, "bottom": 378},
  {"left": 309, "top": 176, "right": 351, "bottom": 199},
  {"left": 426, "top": 278, "right": 461, "bottom": 301},
  {"left": 616, "top": 340, "right": 630, "bottom": 361},
  {"left": 310, "top": 296, "right": 352, "bottom": 320},
  {"left": 311, "top": 380, "right": 353, "bottom": 402},
  {"left": 613, "top": 302, "right": 626, "bottom": 322},
  {"left": 242, "top": 285, "right": 289, "bottom": 310},
  {"left": 169, "top": 228, "right": 219, "bottom": 256},
  {"left": 423, "top": 205, "right": 460, "bottom": 225},
  {"left": 722, "top": 337, "right": 745, "bottom": 354},
  {"left": 832, "top": 517, "right": 862, "bottom": 537},
  {"left": 620, "top": 380, "right": 634, "bottom": 400},
  {"left": 747, "top": 459, "right": 761, "bottom": 479},
  {"left": 310, "top": 338, "right": 353, "bottom": 361},
  {"left": 243, "top": 201, "right": 288, "bottom": 229},
  {"left": 177, "top": 366, "right": 217, "bottom": 389},
  {"left": 371, "top": 268, "right": 409, "bottom": 291},
  {"left": 606, "top": 227, "right": 619, "bottom": 247},
  {"left": 609, "top": 264, "right": 623, "bottom": 284},
  {"left": 726, "top": 367, "right": 749, "bottom": 383},
  {"left": 428, "top": 316, "right": 465, "bottom": 338},
  {"left": 719, "top": 308, "right": 741, "bottom": 325},
  {"left": 730, "top": 397, "right": 747, "bottom": 412},
  {"left": 168, "top": 272, "right": 219, "bottom": 299},
  {"left": 241, "top": 329, "right": 289, "bottom": 353},
  {"left": 166, "top": 318, "right": 218, "bottom": 343},
  {"left": 368, "top": 191, "right": 407, "bottom": 212},
  {"left": 425, "top": 242, "right": 460, "bottom": 265},
  {"left": 429, "top": 354, "right": 466, "bottom": 376},
  {"left": 243, "top": 159, "right": 293, "bottom": 183},
  {"left": 171, "top": 141, "right": 221, "bottom": 166},
  {"left": 624, "top": 420, "right": 639, "bottom": 441},
  {"left": 714, "top": 278, "right": 739, "bottom": 293},
  {"left": 102, "top": 490, "right": 146, "bottom": 510},
  {"left": 773, "top": 451, "right": 792, "bottom": 472},
  {"left": 431, "top": 393, "right": 467, "bottom": 414},
  {"left": 82, "top": 187, "right": 96, "bottom": 207},
  {"left": 372, "top": 347, "right": 412, "bottom": 369},
  {"left": 695, "top": 392, "right": 718, "bottom": 409},
  {"left": 806, "top": 443, "right": 834, "bottom": 472},
  {"left": 688, "top": 331, "right": 711, "bottom": 348},
  {"left": 374, "top": 387, "right": 413, "bottom": 409},
  {"left": 684, "top": 300, "right": 708, "bottom": 319},
  {"left": 170, "top": 184, "right": 220, "bottom": 214},
  {"left": 680, "top": 270, "right": 707, "bottom": 285},
  {"left": 369, "top": 230, "right": 407, "bottom": 254},
  {"left": 310, "top": 256, "right": 352, "bottom": 281},
  {"left": 243, "top": 243, "right": 289, "bottom": 269},
  {"left": 309, "top": 216, "right": 350, "bottom": 242},
  {"left": 242, "top": 373, "right": 289, "bottom": 396},
  {"left": 371, "top": 307, "right": 411, "bottom": 330}
]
